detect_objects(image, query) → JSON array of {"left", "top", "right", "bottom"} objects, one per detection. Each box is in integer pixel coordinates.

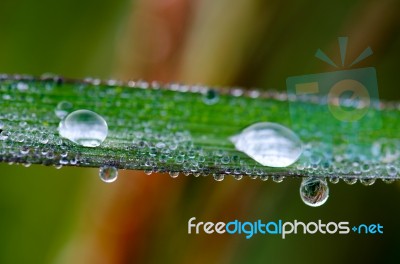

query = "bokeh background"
[{"left": 1, "top": 0, "right": 400, "bottom": 263}]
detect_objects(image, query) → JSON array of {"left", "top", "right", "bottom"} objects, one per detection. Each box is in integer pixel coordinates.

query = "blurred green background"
[{"left": 1, "top": 0, "right": 400, "bottom": 263}]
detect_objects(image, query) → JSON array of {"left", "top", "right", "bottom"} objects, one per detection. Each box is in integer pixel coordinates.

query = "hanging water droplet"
[
  {"left": 360, "top": 177, "right": 376, "bottom": 186},
  {"left": 59, "top": 110, "right": 108, "bottom": 147},
  {"left": 259, "top": 175, "right": 269, "bottom": 181},
  {"left": 272, "top": 175, "right": 284, "bottom": 183},
  {"left": 329, "top": 176, "right": 340, "bottom": 184},
  {"left": 230, "top": 122, "right": 302, "bottom": 167},
  {"left": 144, "top": 169, "right": 153, "bottom": 175},
  {"left": 169, "top": 171, "right": 179, "bottom": 178},
  {"left": 343, "top": 177, "right": 357, "bottom": 185},
  {"left": 382, "top": 178, "right": 395, "bottom": 184},
  {"left": 202, "top": 89, "right": 219, "bottom": 105},
  {"left": 99, "top": 166, "right": 118, "bottom": 183},
  {"left": 300, "top": 177, "right": 329, "bottom": 207},
  {"left": 55, "top": 101, "right": 73, "bottom": 119},
  {"left": 233, "top": 174, "right": 243, "bottom": 180},
  {"left": 213, "top": 174, "right": 224, "bottom": 181}
]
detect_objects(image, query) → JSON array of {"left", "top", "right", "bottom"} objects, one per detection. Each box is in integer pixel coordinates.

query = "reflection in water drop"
[
  {"left": 230, "top": 122, "right": 302, "bottom": 167},
  {"left": 300, "top": 177, "right": 329, "bottom": 207},
  {"left": 99, "top": 166, "right": 118, "bottom": 183},
  {"left": 59, "top": 110, "right": 108, "bottom": 147}
]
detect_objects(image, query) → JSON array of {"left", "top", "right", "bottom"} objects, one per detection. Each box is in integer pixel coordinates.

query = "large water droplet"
[
  {"left": 230, "top": 122, "right": 302, "bottom": 167},
  {"left": 55, "top": 101, "right": 73, "bottom": 119},
  {"left": 99, "top": 166, "right": 118, "bottom": 183},
  {"left": 58, "top": 110, "right": 108, "bottom": 147},
  {"left": 300, "top": 177, "right": 329, "bottom": 207}
]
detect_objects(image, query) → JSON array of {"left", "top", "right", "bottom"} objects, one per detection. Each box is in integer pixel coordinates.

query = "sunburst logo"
[{"left": 286, "top": 37, "right": 380, "bottom": 132}]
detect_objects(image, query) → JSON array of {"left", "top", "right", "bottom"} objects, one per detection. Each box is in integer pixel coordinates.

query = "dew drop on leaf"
[
  {"left": 230, "top": 122, "right": 302, "bottom": 167},
  {"left": 58, "top": 109, "right": 108, "bottom": 147},
  {"left": 202, "top": 89, "right": 219, "bottom": 105},
  {"left": 55, "top": 101, "right": 73, "bottom": 119}
]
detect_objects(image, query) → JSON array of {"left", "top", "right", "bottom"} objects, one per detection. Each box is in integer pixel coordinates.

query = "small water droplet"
[
  {"left": 221, "top": 155, "right": 230, "bottom": 164},
  {"left": 386, "top": 165, "right": 397, "bottom": 177},
  {"left": 233, "top": 174, "right": 243, "bottom": 180},
  {"left": 144, "top": 169, "right": 153, "bottom": 175},
  {"left": 300, "top": 177, "right": 329, "bottom": 207},
  {"left": 55, "top": 101, "right": 73, "bottom": 119},
  {"left": 169, "top": 171, "right": 179, "bottom": 178},
  {"left": 343, "top": 177, "right": 357, "bottom": 185},
  {"left": 59, "top": 110, "right": 108, "bottom": 147},
  {"left": 20, "top": 146, "right": 30, "bottom": 155},
  {"left": 382, "top": 178, "right": 395, "bottom": 184},
  {"left": 99, "top": 166, "right": 118, "bottom": 183},
  {"left": 16, "top": 82, "right": 29, "bottom": 92},
  {"left": 213, "top": 174, "right": 224, "bottom": 181},
  {"left": 272, "top": 175, "right": 284, "bottom": 183},
  {"left": 259, "top": 175, "right": 269, "bottom": 181},
  {"left": 156, "top": 142, "right": 166, "bottom": 149},
  {"left": 230, "top": 122, "right": 302, "bottom": 167},
  {"left": 0, "top": 131, "right": 10, "bottom": 140},
  {"left": 329, "top": 176, "right": 340, "bottom": 184},
  {"left": 59, "top": 157, "right": 69, "bottom": 165},
  {"left": 202, "top": 89, "right": 219, "bottom": 105},
  {"left": 360, "top": 177, "right": 376, "bottom": 186}
]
